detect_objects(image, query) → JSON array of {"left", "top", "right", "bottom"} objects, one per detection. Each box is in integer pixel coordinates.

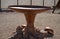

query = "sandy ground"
[{"left": 0, "top": 10, "right": 60, "bottom": 39}]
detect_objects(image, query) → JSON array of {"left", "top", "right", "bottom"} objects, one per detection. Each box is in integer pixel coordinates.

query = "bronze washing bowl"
[
  {"left": 9, "top": 5, "right": 52, "bottom": 39},
  {"left": 9, "top": 5, "right": 51, "bottom": 14}
]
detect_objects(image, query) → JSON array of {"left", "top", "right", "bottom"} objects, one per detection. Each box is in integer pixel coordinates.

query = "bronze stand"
[{"left": 24, "top": 13, "right": 36, "bottom": 39}]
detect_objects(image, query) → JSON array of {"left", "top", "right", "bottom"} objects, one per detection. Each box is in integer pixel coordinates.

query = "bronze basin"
[
  {"left": 9, "top": 5, "right": 51, "bottom": 14},
  {"left": 9, "top": 5, "right": 51, "bottom": 39}
]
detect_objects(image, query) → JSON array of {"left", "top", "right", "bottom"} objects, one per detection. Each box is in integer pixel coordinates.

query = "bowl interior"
[{"left": 9, "top": 5, "right": 51, "bottom": 8}]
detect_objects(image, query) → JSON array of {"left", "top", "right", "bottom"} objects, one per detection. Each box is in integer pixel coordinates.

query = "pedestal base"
[{"left": 9, "top": 26, "right": 54, "bottom": 39}]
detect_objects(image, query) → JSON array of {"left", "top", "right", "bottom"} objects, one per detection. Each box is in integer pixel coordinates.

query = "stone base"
[{"left": 9, "top": 26, "right": 54, "bottom": 39}]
